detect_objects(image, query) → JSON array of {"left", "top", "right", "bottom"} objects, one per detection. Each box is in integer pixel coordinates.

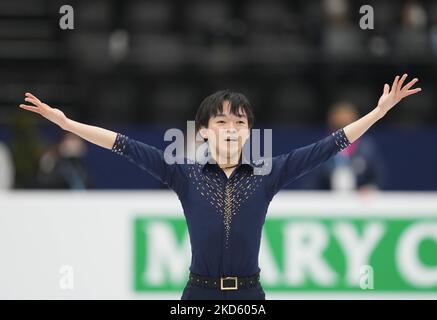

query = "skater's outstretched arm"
[
  {"left": 18, "top": 92, "right": 117, "bottom": 149},
  {"left": 18, "top": 92, "right": 188, "bottom": 194},
  {"left": 266, "top": 74, "right": 422, "bottom": 197}
]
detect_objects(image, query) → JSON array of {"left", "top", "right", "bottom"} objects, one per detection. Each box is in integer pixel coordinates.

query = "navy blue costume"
[
  {"left": 111, "top": 128, "right": 351, "bottom": 299},
  {"left": 303, "top": 136, "right": 385, "bottom": 190}
]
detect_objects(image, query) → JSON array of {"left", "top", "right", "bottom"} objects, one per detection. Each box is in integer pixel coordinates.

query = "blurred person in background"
[
  {"left": 303, "top": 101, "right": 385, "bottom": 193},
  {"left": 395, "top": 0, "right": 428, "bottom": 56},
  {"left": 36, "top": 132, "right": 92, "bottom": 190},
  {"left": 8, "top": 113, "right": 44, "bottom": 188},
  {"left": 0, "top": 140, "right": 15, "bottom": 190}
]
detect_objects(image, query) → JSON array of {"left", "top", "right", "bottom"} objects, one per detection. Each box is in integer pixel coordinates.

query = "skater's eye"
[{"left": 216, "top": 120, "right": 226, "bottom": 124}]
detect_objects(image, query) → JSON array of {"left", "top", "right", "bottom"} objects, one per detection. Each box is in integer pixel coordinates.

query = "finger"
[
  {"left": 401, "top": 78, "right": 419, "bottom": 92},
  {"left": 24, "top": 97, "right": 42, "bottom": 106},
  {"left": 403, "top": 88, "right": 422, "bottom": 97},
  {"left": 391, "top": 75, "right": 399, "bottom": 93},
  {"left": 383, "top": 83, "right": 390, "bottom": 95},
  {"left": 25, "top": 92, "right": 41, "bottom": 103},
  {"left": 19, "top": 104, "right": 41, "bottom": 113},
  {"left": 397, "top": 73, "right": 408, "bottom": 92}
]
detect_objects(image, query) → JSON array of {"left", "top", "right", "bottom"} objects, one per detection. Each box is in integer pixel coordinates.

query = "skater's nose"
[{"left": 225, "top": 122, "right": 237, "bottom": 132}]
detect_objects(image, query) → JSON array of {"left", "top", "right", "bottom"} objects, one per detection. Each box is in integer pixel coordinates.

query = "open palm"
[
  {"left": 19, "top": 93, "right": 68, "bottom": 129},
  {"left": 376, "top": 74, "right": 421, "bottom": 117}
]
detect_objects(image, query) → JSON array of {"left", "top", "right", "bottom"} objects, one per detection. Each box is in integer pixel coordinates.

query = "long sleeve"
[
  {"left": 267, "top": 128, "right": 351, "bottom": 198},
  {"left": 111, "top": 132, "right": 187, "bottom": 196}
]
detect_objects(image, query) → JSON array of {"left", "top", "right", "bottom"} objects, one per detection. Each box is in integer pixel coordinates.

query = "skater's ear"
[{"left": 198, "top": 126, "right": 209, "bottom": 141}]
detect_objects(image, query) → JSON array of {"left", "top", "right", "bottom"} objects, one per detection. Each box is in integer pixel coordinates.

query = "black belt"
[{"left": 188, "top": 272, "right": 260, "bottom": 290}]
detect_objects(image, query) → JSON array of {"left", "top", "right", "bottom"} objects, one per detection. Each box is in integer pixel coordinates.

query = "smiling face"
[
  {"left": 195, "top": 90, "right": 255, "bottom": 167},
  {"left": 199, "top": 100, "right": 250, "bottom": 166}
]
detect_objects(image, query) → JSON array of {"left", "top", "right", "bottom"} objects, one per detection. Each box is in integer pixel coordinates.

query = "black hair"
[{"left": 195, "top": 90, "right": 255, "bottom": 136}]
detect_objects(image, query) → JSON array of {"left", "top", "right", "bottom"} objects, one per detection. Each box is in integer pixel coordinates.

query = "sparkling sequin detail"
[
  {"left": 332, "top": 128, "right": 351, "bottom": 151},
  {"left": 188, "top": 163, "right": 264, "bottom": 248},
  {"left": 111, "top": 133, "right": 128, "bottom": 155}
]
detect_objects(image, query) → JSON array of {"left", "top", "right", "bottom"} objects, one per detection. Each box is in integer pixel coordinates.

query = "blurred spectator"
[
  {"left": 36, "top": 132, "right": 92, "bottom": 190},
  {"left": 403, "top": 0, "right": 427, "bottom": 29},
  {"left": 322, "top": 0, "right": 364, "bottom": 57},
  {"left": 394, "top": 0, "right": 429, "bottom": 56},
  {"left": 9, "top": 113, "right": 44, "bottom": 188},
  {"left": 303, "top": 102, "right": 385, "bottom": 193},
  {"left": 0, "top": 140, "right": 14, "bottom": 189}
]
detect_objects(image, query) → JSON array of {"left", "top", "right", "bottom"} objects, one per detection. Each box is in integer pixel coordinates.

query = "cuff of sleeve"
[
  {"left": 331, "top": 128, "right": 351, "bottom": 152},
  {"left": 111, "top": 133, "right": 128, "bottom": 155}
]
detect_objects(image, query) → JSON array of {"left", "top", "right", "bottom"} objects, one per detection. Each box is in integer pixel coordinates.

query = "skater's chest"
[{"left": 182, "top": 163, "right": 269, "bottom": 216}]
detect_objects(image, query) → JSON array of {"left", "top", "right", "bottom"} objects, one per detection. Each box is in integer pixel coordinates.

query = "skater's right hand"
[{"left": 19, "top": 93, "right": 68, "bottom": 129}]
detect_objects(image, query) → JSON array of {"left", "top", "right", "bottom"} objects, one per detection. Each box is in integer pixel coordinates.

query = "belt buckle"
[{"left": 220, "top": 276, "right": 238, "bottom": 290}]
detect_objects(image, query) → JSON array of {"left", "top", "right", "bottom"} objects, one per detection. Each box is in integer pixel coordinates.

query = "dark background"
[{"left": 0, "top": 0, "right": 436, "bottom": 190}]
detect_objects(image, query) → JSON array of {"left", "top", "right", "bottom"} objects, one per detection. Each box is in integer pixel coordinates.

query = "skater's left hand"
[{"left": 376, "top": 74, "right": 422, "bottom": 118}]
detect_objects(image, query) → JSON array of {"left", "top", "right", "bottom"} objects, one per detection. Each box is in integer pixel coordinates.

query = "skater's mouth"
[
  {"left": 225, "top": 137, "right": 238, "bottom": 142},
  {"left": 225, "top": 136, "right": 238, "bottom": 142}
]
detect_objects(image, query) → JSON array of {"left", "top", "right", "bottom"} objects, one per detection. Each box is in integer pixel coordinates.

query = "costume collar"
[{"left": 197, "top": 141, "right": 265, "bottom": 172}]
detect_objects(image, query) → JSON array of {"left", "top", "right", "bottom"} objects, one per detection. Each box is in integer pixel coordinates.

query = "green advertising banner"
[{"left": 134, "top": 217, "right": 437, "bottom": 293}]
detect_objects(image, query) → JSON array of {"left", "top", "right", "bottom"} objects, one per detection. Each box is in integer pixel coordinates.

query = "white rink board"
[{"left": 0, "top": 191, "right": 436, "bottom": 300}]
